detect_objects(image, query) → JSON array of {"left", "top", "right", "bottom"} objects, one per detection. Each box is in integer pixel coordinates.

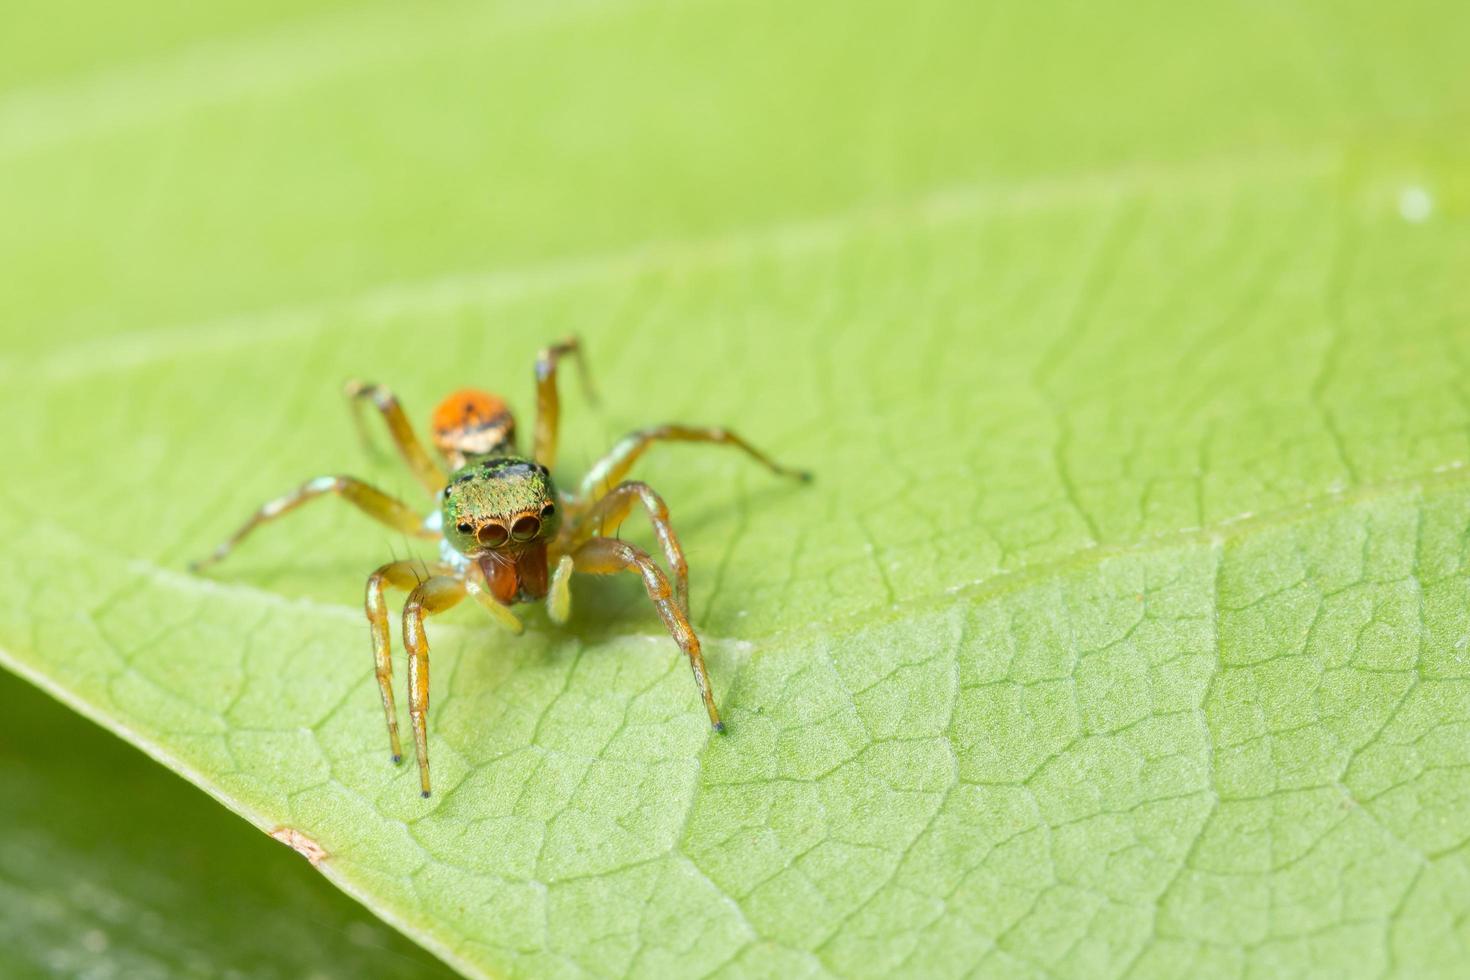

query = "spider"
[{"left": 192, "top": 339, "right": 809, "bottom": 796}]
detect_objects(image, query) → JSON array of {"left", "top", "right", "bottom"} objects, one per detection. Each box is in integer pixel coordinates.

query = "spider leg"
[
  {"left": 578, "top": 424, "right": 810, "bottom": 504},
  {"left": 366, "top": 560, "right": 449, "bottom": 764},
  {"left": 532, "top": 337, "right": 596, "bottom": 471},
  {"left": 563, "top": 481, "right": 690, "bottom": 614},
  {"left": 344, "top": 381, "right": 447, "bottom": 494},
  {"left": 192, "top": 476, "right": 435, "bottom": 571},
  {"left": 569, "top": 537, "right": 723, "bottom": 732},
  {"left": 402, "top": 574, "right": 468, "bottom": 797}
]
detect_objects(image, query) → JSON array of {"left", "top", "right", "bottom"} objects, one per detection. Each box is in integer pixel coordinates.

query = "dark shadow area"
[{"left": 0, "top": 670, "right": 455, "bottom": 979}]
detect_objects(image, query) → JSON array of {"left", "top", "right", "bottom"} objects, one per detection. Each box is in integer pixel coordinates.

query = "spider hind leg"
[{"left": 344, "top": 381, "right": 447, "bottom": 494}]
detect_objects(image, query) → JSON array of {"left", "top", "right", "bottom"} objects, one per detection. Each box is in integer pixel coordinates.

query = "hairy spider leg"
[
  {"left": 533, "top": 337, "right": 596, "bottom": 471},
  {"left": 344, "top": 381, "right": 447, "bottom": 494},
  {"left": 366, "top": 560, "right": 449, "bottom": 763},
  {"left": 563, "top": 480, "right": 690, "bottom": 614},
  {"left": 192, "top": 476, "right": 435, "bottom": 571},
  {"left": 578, "top": 425, "right": 811, "bottom": 505},
  {"left": 402, "top": 575, "right": 469, "bottom": 797},
  {"left": 569, "top": 537, "right": 723, "bottom": 732}
]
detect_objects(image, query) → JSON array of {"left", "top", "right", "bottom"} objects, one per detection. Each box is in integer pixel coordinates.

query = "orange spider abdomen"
[{"left": 431, "top": 388, "right": 516, "bottom": 462}]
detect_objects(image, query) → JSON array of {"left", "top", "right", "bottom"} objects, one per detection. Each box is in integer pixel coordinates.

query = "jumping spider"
[{"left": 193, "top": 339, "right": 808, "bottom": 796}]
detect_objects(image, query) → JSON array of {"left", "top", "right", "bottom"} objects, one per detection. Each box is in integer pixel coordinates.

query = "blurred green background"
[
  {"left": 3, "top": 0, "right": 1470, "bottom": 977},
  {"left": 5, "top": 0, "right": 1466, "bottom": 358}
]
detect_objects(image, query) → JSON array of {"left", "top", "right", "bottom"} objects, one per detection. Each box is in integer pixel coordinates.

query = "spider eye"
[
  {"left": 540, "top": 503, "right": 556, "bottom": 518},
  {"left": 456, "top": 521, "right": 473, "bottom": 534},
  {"left": 511, "top": 515, "right": 541, "bottom": 540},
  {"left": 476, "top": 523, "right": 509, "bottom": 547}
]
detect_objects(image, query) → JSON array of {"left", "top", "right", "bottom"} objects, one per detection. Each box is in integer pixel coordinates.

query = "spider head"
[{"left": 441, "top": 456, "right": 561, "bottom": 556}]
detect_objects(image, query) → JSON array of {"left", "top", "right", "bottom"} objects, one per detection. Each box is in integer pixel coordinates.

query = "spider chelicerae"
[{"left": 193, "top": 339, "right": 809, "bottom": 796}]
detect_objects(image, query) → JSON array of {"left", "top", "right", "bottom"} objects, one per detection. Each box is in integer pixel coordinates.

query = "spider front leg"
[
  {"left": 365, "top": 560, "right": 462, "bottom": 764},
  {"left": 345, "top": 380, "right": 447, "bottom": 494},
  {"left": 578, "top": 424, "right": 810, "bottom": 504},
  {"left": 532, "top": 337, "right": 596, "bottom": 470},
  {"left": 568, "top": 537, "right": 723, "bottom": 732},
  {"left": 192, "top": 476, "right": 435, "bottom": 571},
  {"left": 564, "top": 480, "right": 690, "bottom": 613},
  {"left": 402, "top": 575, "right": 469, "bottom": 797}
]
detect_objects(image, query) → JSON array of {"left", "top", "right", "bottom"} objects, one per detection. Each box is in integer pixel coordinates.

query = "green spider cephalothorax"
[
  {"left": 192, "top": 339, "right": 809, "bottom": 797},
  {"left": 441, "top": 457, "right": 562, "bottom": 605}
]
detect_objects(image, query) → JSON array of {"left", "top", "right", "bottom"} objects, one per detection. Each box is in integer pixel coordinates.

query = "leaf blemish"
[{"left": 269, "top": 826, "right": 327, "bottom": 867}]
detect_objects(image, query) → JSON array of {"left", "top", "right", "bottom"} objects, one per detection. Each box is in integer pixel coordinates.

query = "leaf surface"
[{"left": 2, "top": 1, "right": 1470, "bottom": 976}]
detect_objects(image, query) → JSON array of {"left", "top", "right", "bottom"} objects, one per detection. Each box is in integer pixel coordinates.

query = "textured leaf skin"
[{"left": 3, "top": 0, "right": 1470, "bottom": 977}]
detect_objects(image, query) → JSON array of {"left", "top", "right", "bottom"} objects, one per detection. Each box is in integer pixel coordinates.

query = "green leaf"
[
  {"left": 3, "top": 1, "right": 1470, "bottom": 977},
  {"left": 0, "top": 669, "right": 455, "bottom": 979}
]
